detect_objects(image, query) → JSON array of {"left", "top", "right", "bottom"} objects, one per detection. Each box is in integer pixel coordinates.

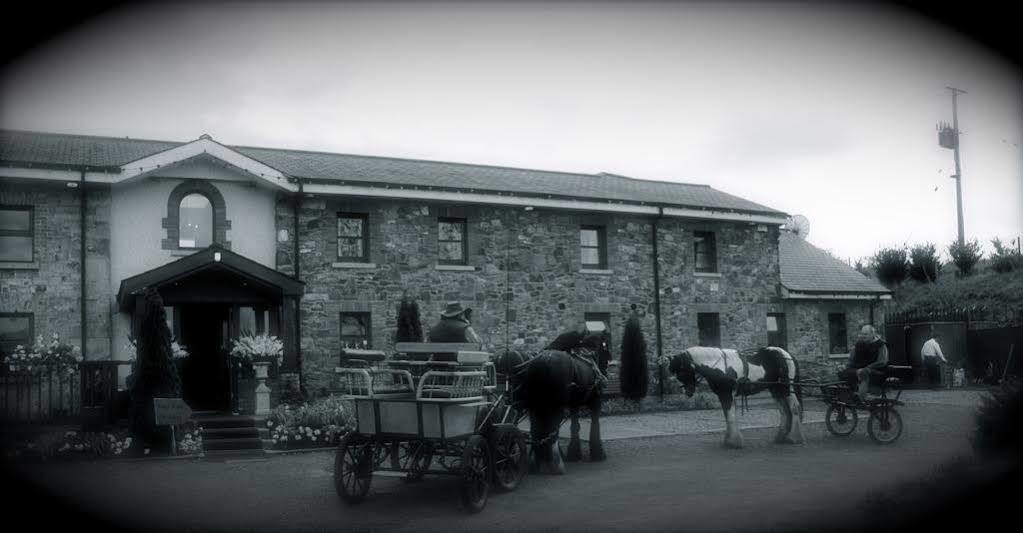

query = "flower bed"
[
  {"left": 3, "top": 333, "right": 82, "bottom": 376},
  {"left": 3, "top": 430, "right": 133, "bottom": 460},
  {"left": 266, "top": 395, "right": 354, "bottom": 449}
]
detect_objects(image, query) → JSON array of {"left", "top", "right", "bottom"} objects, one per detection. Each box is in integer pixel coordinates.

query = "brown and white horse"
[{"left": 668, "top": 346, "right": 804, "bottom": 448}]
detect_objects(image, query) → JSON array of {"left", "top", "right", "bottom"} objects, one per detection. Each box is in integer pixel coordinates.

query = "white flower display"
[
  {"left": 230, "top": 334, "right": 285, "bottom": 366},
  {"left": 3, "top": 333, "right": 82, "bottom": 375}
]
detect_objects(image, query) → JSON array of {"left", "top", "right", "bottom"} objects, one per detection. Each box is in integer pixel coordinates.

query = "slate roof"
[
  {"left": 0, "top": 129, "right": 785, "bottom": 215},
  {"left": 779, "top": 231, "right": 890, "bottom": 294}
]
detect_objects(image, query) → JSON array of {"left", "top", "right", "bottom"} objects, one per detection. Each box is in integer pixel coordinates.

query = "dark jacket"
[
  {"left": 428, "top": 318, "right": 472, "bottom": 343},
  {"left": 851, "top": 338, "right": 887, "bottom": 369}
]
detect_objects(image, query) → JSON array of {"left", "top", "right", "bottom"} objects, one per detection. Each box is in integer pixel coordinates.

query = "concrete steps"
[{"left": 195, "top": 412, "right": 265, "bottom": 455}]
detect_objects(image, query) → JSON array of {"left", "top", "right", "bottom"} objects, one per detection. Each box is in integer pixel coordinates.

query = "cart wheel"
[
  {"left": 867, "top": 406, "right": 903, "bottom": 445},
  {"left": 334, "top": 434, "right": 373, "bottom": 504},
  {"left": 390, "top": 440, "right": 433, "bottom": 482},
  {"left": 460, "top": 434, "right": 492, "bottom": 514},
  {"left": 490, "top": 426, "right": 528, "bottom": 492},
  {"left": 825, "top": 404, "right": 858, "bottom": 436}
]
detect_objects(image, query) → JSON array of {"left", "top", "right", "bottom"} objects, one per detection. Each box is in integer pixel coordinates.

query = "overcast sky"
[{"left": 2, "top": 2, "right": 1020, "bottom": 264}]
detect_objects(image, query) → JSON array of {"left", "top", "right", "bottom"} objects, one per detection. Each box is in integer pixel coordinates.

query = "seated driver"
[{"left": 837, "top": 324, "right": 889, "bottom": 402}]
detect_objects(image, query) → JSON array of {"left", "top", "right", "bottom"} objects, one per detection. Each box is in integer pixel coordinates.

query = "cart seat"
[{"left": 340, "top": 349, "right": 387, "bottom": 366}]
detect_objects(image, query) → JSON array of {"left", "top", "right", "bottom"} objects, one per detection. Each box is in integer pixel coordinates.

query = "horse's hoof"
[
  {"left": 773, "top": 434, "right": 788, "bottom": 444},
  {"left": 723, "top": 439, "right": 744, "bottom": 449},
  {"left": 784, "top": 437, "right": 805, "bottom": 445},
  {"left": 590, "top": 450, "right": 607, "bottom": 462}
]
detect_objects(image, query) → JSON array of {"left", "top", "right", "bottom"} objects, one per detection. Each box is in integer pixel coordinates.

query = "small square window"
[
  {"left": 0, "top": 206, "right": 34, "bottom": 262},
  {"left": 698, "top": 313, "right": 721, "bottom": 347},
  {"left": 580, "top": 226, "right": 607, "bottom": 269},
  {"left": 341, "top": 312, "right": 371, "bottom": 349},
  {"left": 694, "top": 231, "right": 717, "bottom": 273},
  {"left": 338, "top": 213, "right": 369, "bottom": 262},
  {"left": 0, "top": 313, "right": 34, "bottom": 358},
  {"left": 438, "top": 218, "right": 467, "bottom": 265}
]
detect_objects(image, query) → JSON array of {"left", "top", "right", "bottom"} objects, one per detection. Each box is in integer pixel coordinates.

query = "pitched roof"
[
  {"left": 779, "top": 231, "right": 890, "bottom": 294},
  {"left": 0, "top": 129, "right": 784, "bottom": 215}
]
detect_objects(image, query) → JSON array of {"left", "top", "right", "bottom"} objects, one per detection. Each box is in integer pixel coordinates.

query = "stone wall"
[
  {"left": 0, "top": 180, "right": 112, "bottom": 359},
  {"left": 278, "top": 196, "right": 785, "bottom": 396},
  {"left": 783, "top": 299, "right": 875, "bottom": 361}
]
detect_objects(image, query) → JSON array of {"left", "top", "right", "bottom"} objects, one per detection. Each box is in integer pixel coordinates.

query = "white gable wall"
[{"left": 108, "top": 167, "right": 277, "bottom": 363}]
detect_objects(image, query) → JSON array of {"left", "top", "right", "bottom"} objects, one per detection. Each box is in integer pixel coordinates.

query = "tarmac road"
[{"left": 5, "top": 395, "right": 1002, "bottom": 532}]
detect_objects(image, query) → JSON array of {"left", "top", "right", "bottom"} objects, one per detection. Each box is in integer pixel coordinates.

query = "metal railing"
[{"left": 0, "top": 360, "right": 130, "bottom": 425}]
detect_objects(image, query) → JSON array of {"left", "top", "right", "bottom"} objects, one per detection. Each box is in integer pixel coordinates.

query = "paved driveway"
[{"left": 6, "top": 392, "right": 996, "bottom": 532}]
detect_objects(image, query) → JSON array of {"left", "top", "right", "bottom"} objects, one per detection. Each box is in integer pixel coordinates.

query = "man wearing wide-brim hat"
[{"left": 428, "top": 301, "right": 483, "bottom": 346}]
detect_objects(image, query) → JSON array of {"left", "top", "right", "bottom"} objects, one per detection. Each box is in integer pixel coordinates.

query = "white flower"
[
  {"left": 313, "top": 429, "right": 321, "bottom": 436},
  {"left": 267, "top": 421, "right": 273, "bottom": 427}
]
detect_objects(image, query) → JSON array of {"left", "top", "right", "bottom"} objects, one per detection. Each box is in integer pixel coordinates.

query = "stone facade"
[
  {"left": 2, "top": 174, "right": 881, "bottom": 409},
  {"left": 0, "top": 180, "right": 112, "bottom": 359},
  {"left": 783, "top": 299, "right": 874, "bottom": 361},
  {"left": 276, "top": 195, "right": 786, "bottom": 395}
]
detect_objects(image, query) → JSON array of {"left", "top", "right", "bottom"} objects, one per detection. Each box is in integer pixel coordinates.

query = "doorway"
[{"left": 178, "top": 304, "right": 231, "bottom": 411}]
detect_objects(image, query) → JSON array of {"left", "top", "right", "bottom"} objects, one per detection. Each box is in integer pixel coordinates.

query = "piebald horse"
[{"left": 668, "top": 346, "right": 804, "bottom": 448}]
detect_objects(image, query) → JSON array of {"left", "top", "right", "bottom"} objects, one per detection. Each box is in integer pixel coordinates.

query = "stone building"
[
  {"left": 1, "top": 129, "right": 883, "bottom": 411},
  {"left": 778, "top": 231, "right": 892, "bottom": 361}
]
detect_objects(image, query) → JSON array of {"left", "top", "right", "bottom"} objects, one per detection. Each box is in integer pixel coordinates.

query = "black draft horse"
[
  {"left": 495, "top": 333, "right": 610, "bottom": 474},
  {"left": 668, "top": 346, "right": 804, "bottom": 448}
]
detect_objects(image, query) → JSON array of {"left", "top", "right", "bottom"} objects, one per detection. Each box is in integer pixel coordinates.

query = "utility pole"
[{"left": 939, "top": 87, "right": 967, "bottom": 246}]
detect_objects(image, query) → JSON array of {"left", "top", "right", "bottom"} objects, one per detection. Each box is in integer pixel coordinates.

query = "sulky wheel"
[
  {"left": 867, "top": 406, "right": 904, "bottom": 445},
  {"left": 825, "top": 404, "right": 858, "bottom": 437},
  {"left": 489, "top": 426, "right": 528, "bottom": 493},
  {"left": 460, "top": 434, "right": 492, "bottom": 514},
  {"left": 334, "top": 434, "right": 373, "bottom": 504},
  {"left": 390, "top": 440, "right": 434, "bottom": 482}
]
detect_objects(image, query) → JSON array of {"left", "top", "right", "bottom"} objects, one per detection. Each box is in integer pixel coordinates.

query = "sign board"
[{"left": 153, "top": 397, "right": 192, "bottom": 426}]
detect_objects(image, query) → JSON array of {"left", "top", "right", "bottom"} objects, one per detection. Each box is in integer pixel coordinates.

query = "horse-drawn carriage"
[
  {"left": 332, "top": 343, "right": 530, "bottom": 513},
  {"left": 810, "top": 365, "right": 909, "bottom": 445}
]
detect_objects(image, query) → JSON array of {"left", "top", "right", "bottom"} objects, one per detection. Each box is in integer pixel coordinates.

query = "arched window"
[{"left": 178, "top": 193, "right": 213, "bottom": 248}]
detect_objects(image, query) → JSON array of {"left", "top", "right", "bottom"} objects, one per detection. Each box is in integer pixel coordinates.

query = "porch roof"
[{"left": 116, "top": 245, "right": 304, "bottom": 312}]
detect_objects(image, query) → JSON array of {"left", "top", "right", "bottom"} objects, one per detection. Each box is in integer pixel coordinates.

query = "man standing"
[
  {"left": 837, "top": 324, "right": 889, "bottom": 402},
  {"left": 427, "top": 302, "right": 482, "bottom": 346},
  {"left": 921, "top": 330, "right": 949, "bottom": 389}
]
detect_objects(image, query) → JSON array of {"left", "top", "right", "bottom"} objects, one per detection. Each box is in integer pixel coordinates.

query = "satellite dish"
[{"left": 784, "top": 214, "right": 811, "bottom": 240}]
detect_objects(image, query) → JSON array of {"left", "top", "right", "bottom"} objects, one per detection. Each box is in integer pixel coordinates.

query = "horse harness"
[{"left": 699, "top": 348, "right": 785, "bottom": 415}]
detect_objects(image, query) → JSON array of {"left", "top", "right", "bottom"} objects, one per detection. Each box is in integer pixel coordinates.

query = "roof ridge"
[
  {"left": 597, "top": 172, "right": 710, "bottom": 189},
  {"left": 1, "top": 128, "right": 720, "bottom": 191},
  {"left": 0, "top": 128, "right": 183, "bottom": 146},
  {"left": 234, "top": 143, "right": 619, "bottom": 179}
]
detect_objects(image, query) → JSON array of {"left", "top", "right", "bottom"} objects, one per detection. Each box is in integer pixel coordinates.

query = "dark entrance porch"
[
  {"left": 117, "top": 245, "right": 304, "bottom": 414},
  {"left": 178, "top": 303, "right": 231, "bottom": 411}
]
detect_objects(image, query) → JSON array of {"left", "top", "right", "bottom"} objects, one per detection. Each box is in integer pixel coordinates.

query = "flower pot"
[
  {"left": 253, "top": 362, "right": 272, "bottom": 416},
  {"left": 253, "top": 361, "right": 270, "bottom": 380}
]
